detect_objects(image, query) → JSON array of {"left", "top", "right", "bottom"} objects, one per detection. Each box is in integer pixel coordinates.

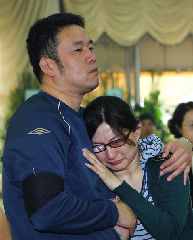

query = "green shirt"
[{"left": 113, "top": 158, "right": 193, "bottom": 240}]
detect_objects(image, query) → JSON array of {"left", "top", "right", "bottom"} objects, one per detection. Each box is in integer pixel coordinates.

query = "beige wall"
[{"left": 141, "top": 37, "right": 193, "bottom": 71}]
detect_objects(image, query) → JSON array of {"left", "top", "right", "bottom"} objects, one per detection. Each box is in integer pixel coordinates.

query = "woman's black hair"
[
  {"left": 83, "top": 96, "right": 139, "bottom": 141},
  {"left": 168, "top": 101, "right": 193, "bottom": 138}
]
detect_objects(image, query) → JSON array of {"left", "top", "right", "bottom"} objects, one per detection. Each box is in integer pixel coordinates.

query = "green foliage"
[
  {"left": 134, "top": 90, "right": 170, "bottom": 143},
  {"left": 1, "top": 72, "right": 39, "bottom": 142},
  {"left": 139, "top": 91, "right": 162, "bottom": 128}
]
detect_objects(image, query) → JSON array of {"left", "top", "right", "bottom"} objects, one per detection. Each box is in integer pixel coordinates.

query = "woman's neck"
[{"left": 114, "top": 150, "right": 143, "bottom": 192}]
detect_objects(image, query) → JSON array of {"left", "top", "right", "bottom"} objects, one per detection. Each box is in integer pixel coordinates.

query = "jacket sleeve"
[
  {"left": 29, "top": 187, "right": 118, "bottom": 234},
  {"left": 24, "top": 130, "right": 118, "bottom": 234},
  {"left": 4, "top": 110, "right": 118, "bottom": 235},
  {"left": 113, "top": 170, "right": 190, "bottom": 240}
]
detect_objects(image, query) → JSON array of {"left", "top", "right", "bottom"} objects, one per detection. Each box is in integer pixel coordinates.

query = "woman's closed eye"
[
  {"left": 111, "top": 139, "right": 122, "bottom": 144},
  {"left": 93, "top": 145, "right": 104, "bottom": 151},
  {"left": 75, "top": 48, "right": 82, "bottom": 52}
]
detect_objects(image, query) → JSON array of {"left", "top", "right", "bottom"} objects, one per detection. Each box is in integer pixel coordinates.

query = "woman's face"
[
  {"left": 91, "top": 122, "right": 141, "bottom": 172},
  {"left": 181, "top": 109, "right": 193, "bottom": 145}
]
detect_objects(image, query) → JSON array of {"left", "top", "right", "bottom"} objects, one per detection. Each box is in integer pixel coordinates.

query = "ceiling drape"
[{"left": 64, "top": 0, "right": 193, "bottom": 46}]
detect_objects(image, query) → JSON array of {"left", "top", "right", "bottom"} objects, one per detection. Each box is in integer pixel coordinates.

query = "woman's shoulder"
[
  {"left": 146, "top": 152, "right": 174, "bottom": 184},
  {"left": 147, "top": 152, "right": 172, "bottom": 167}
]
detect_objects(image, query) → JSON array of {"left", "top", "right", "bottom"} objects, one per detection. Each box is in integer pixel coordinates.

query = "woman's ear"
[
  {"left": 39, "top": 58, "right": 55, "bottom": 77},
  {"left": 175, "top": 124, "right": 182, "bottom": 134},
  {"left": 135, "top": 122, "right": 141, "bottom": 140}
]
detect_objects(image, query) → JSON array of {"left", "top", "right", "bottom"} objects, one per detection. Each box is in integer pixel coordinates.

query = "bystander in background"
[
  {"left": 168, "top": 101, "right": 193, "bottom": 205},
  {"left": 139, "top": 113, "right": 156, "bottom": 139}
]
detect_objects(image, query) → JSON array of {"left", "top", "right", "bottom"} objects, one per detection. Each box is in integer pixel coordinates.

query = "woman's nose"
[{"left": 106, "top": 146, "right": 118, "bottom": 160}]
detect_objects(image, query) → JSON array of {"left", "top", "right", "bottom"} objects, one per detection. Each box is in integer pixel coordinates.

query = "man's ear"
[
  {"left": 135, "top": 122, "right": 141, "bottom": 140},
  {"left": 39, "top": 58, "right": 55, "bottom": 77}
]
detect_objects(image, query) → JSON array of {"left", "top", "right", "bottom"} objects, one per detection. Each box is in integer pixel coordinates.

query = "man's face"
[
  {"left": 55, "top": 25, "right": 99, "bottom": 97},
  {"left": 140, "top": 119, "right": 156, "bottom": 139}
]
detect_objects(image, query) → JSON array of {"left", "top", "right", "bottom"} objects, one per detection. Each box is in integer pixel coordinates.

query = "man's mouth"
[{"left": 89, "top": 67, "right": 98, "bottom": 73}]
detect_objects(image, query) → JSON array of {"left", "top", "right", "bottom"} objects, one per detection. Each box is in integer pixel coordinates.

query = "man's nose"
[{"left": 86, "top": 49, "right": 96, "bottom": 63}]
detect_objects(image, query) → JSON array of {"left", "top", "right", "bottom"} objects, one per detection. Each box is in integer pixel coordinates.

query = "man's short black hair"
[{"left": 26, "top": 13, "right": 85, "bottom": 82}]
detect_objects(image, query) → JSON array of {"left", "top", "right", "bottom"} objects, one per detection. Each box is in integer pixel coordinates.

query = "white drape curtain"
[
  {"left": 64, "top": 0, "right": 193, "bottom": 46},
  {"left": 0, "top": 0, "right": 59, "bottom": 126}
]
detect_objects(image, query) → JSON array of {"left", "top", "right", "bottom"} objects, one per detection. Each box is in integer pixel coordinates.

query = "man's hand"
[
  {"left": 160, "top": 138, "right": 192, "bottom": 184},
  {"left": 114, "top": 200, "right": 137, "bottom": 235}
]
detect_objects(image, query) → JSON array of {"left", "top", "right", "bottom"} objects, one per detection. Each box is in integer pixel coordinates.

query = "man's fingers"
[
  {"left": 160, "top": 148, "right": 189, "bottom": 170},
  {"left": 184, "top": 165, "right": 191, "bottom": 185},
  {"left": 160, "top": 153, "right": 184, "bottom": 170},
  {"left": 162, "top": 142, "right": 176, "bottom": 158},
  {"left": 160, "top": 158, "right": 186, "bottom": 176},
  {"left": 160, "top": 157, "right": 176, "bottom": 170},
  {"left": 166, "top": 163, "right": 185, "bottom": 182},
  {"left": 161, "top": 162, "right": 187, "bottom": 182}
]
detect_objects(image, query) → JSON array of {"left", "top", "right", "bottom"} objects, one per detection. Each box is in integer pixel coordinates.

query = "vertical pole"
[
  {"left": 59, "top": 0, "right": 66, "bottom": 13},
  {"left": 125, "top": 47, "right": 131, "bottom": 98},
  {"left": 134, "top": 42, "right": 141, "bottom": 105}
]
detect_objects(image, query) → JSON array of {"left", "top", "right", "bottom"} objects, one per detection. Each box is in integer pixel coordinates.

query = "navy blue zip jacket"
[{"left": 2, "top": 91, "right": 119, "bottom": 239}]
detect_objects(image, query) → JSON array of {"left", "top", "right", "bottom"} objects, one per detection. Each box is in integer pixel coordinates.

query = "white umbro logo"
[{"left": 28, "top": 128, "right": 51, "bottom": 135}]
